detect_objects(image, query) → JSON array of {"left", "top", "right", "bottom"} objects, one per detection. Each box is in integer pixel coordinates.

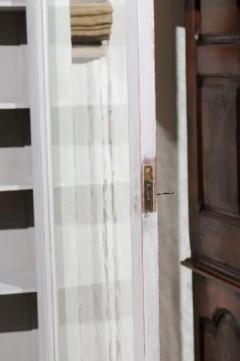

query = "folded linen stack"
[{"left": 71, "top": 1, "right": 113, "bottom": 45}]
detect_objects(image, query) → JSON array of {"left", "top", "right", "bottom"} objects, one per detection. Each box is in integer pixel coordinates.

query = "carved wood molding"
[
  {"left": 182, "top": 258, "right": 240, "bottom": 292},
  {"left": 200, "top": 309, "right": 240, "bottom": 361}
]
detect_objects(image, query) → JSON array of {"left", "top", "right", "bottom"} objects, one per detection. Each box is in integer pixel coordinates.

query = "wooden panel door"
[{"left": 184, "top": 1, "right": 240, "bottom": 360}]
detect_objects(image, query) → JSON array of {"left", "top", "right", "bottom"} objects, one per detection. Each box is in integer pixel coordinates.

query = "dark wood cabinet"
[
  {"left": 184, "top": 0, "right": 240, "bottom": 360},
  {"left": 193, "top": 274, "right": 240, "bottom": 361}
]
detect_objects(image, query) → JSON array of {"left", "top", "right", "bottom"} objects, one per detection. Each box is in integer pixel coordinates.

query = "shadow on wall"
[{"left": 154, "top": 1, "right": 194, "bottom": 361}]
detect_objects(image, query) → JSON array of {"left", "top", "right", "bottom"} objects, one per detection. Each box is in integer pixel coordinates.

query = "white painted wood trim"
[
  {"left": 137, "top": 0, "right": 160, "bottom": 360},
  {"left": 125, "top": 0, "right": 145, "bottom": 360},
  {"left": 0, "top": 103, "right": 28, "bottom": 109},
  {"left": 0, "top": 185, "right": 32, "bottom": 192},
  {"left": 26, "top": 0, "right": 57, "bottom": 360}
]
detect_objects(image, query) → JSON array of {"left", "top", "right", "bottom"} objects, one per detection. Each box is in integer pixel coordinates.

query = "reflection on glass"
[{"left": 48, "top": 0, "right": 134, "bottom": 360}]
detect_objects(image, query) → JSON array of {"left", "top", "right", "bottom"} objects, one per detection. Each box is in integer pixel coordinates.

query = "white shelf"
[
  {"left": 0, "top": 102, "right": 28, "bottom": 110},
  {"left": 0, "top": 0, "right": 25, "bottom": 8},
  {"left": 0, "top": 271, "right": 36, "bottom": 295},
  {"left": 0, "top": 184, "right": 32, "bottom": 192}
]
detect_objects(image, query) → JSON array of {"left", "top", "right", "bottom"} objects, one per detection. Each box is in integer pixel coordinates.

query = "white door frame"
[
  {"left": 138, "top": 0, "right": 160, "bottom": 359},
  {"left": 126, "top": 0, "right": 160, "bottom": 359},
  {"left": 27, "top": 0, "right": 160, "bottom": 360}
]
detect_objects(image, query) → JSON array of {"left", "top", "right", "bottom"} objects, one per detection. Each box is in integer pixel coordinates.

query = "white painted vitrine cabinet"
[{"left": 0, "top": 0, "right": 160, "bottom": 360}]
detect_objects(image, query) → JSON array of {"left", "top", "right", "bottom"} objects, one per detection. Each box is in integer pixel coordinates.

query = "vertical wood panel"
[{"left": 200, "top": 0, "right": 239, "bottom": 35}]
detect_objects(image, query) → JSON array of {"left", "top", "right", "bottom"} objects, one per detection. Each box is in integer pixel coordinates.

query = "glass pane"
[{"left": 46, "top": 0, "right": 141, "bottom": 360}]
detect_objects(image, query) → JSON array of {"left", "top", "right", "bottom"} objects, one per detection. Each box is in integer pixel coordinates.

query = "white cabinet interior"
[{"left": 0, "top": 2, "right": 38, "bottom": 360}]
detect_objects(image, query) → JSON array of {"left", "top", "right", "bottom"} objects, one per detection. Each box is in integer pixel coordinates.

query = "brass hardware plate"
[{"left": 144, "top": 165, "right": 154, "bottom": 213}]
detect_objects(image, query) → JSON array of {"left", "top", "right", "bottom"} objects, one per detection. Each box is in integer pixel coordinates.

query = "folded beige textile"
[
  {"left": 72, "top": 43, "right": 107, "bottom": 62},
  {"left": 72, "top": 29, "right": 110, "bottom": 37},
  {"left": 71, "top": 13, "right": 112, "bottom": 27},
  {"left": 71, "top": 3, "right": 113, "bottom": 17},
  {"left": 71, "top": 1, "right": 113, "bottom": 44},
  {"left": 72, "top": 24, "right": 111, "bottom": 31},
  {"left": 72, "top": 36, "right": 108, "bottom": 44},
  {"left": 72, "top": 26, "right": 111, "bottom": 36}
]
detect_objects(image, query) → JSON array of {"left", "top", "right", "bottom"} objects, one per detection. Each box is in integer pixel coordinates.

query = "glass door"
[
  {"left": 48, "top": 1, "right": 140, "bottom": 360},
  {"left": 27, "top": 0, "right": 159, "bottom": 360}
]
